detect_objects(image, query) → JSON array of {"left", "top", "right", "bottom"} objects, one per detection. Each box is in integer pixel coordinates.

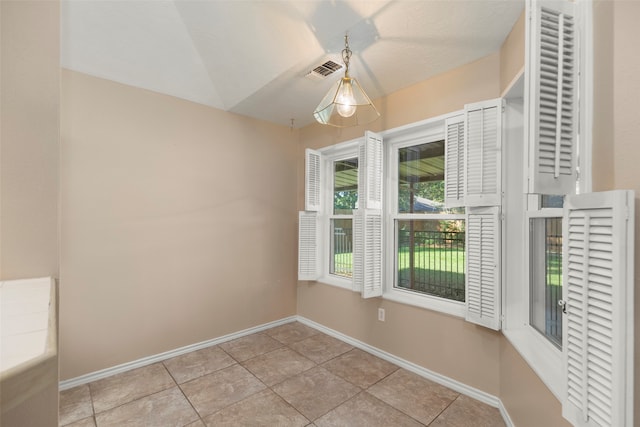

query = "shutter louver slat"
[
  {"left": 464, "top": 99, "right": 502, "bottom": 207},
  {"left": 562, "top": 190, "right": 634, "bottom": 427},
  {"left": 353, "top": 131, "right": 383, "bottom": 299},
  {"left": 352, "top": 210, "right": 364, "bottom": 293},
  {"left": 298, "top": 211, "right": 320, "bottom": 281},
  {"left": 305, "top": 149, "right": 322, "bottom": 211},
  {"left": 465, "top": 207, "right": 501, "bottom": 330},
  {"left": 528, "top": 1, "right": 577, "bottom": 194},
  {"left": 353, "top": 209, "right": 383, "bottom": 298},
  {"left": 445, "top": 114, "right": 465, "bottom": 207},
  {"left": 359, "top": 131, "right": 383, "bottom": 210}
]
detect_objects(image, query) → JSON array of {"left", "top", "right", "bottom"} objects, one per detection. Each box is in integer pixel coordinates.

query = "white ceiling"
[{"left": 61, "top": 0, "right": 524, "bottom": 128}]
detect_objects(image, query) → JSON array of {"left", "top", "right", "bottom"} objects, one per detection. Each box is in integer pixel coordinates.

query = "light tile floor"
[{"left": 59, "top": 322, "right": 506, "bottom": 427}]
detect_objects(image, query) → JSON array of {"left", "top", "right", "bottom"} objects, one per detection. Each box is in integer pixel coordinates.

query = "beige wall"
[
  {"left": 0, "top": 0, "right": 60, "bottom": 280},
  {"left": 592, "top": 0, "right": 640, "bottom": 418},
  {"left": 592, "top": 0, "right": 615, "bottom": 193},
  {"left": 499, "top": 340, "right": 571, "bottom": 427},
  {"left": 59, "top": 70, "right": 299, "bottom": 379},
  {"left": 499, "top": 11, "right": 525, "bottom": 94},
  {"left": 0, "top": 1, "right": 60, "bottom": 426}
]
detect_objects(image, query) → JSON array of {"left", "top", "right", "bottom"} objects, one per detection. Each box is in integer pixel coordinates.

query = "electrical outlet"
[{"left": 378, "top": 308, "right": 385, "bottom": 322}]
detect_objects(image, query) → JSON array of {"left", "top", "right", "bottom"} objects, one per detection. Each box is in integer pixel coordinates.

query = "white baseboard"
[
  {"left": 296, "top": 316, "right": 514, "bottom": 427},
  {"left": 59, "top": 314, "right": 513, "bottom": 426},
  {"left": 58, "top": 316, "right": 297, "bottom": 391}
]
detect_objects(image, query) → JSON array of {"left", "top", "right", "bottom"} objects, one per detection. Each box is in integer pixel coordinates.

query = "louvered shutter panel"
[
  {"left": 465, "top": 206, "right": 501, "bottom": 330},
  {"left": 358, "top": 131, "right": 383, "bottom": 210},
  {"left": 298, "top": 211, "right": 320, "bottom": 281},
  {"left": 445, "top": 114, "right": 465, "bottom": 207},
  {"left": 562, "top": 190, "right": 634, "bottom": 427},
  {"left": 464, "top": 99, "right": 502, "bottom": 207},
  {"left": 526, "top": 0, "right": 578, "bottom": 195},
  {"left": 305, "top": 149, "right": 322, "bottom": 211},
  {"left": 353, "top": 209, "right": 383, "bottom": 298}
]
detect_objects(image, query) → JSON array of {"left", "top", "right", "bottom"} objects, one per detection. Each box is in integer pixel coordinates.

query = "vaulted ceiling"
[{"left": 61, "top": 0, "right": 524, "bottom": 128}]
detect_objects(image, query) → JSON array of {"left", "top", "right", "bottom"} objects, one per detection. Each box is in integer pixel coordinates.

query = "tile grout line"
[
  {"left": 161, "top": 360, "right": 208, "bottom": 427},
  {"left": 255, "top": 343, "right": 313, "bottom": 426},
  {"left": 250, "top": 324, "right": 349, "bottom": 423},
  {"left": 361, "top": 370, "right": 428, "bottom": 427},
  {"left": 89, "top": 363, "right": 178, "bottom": 423},
  {"left": 87, "top": 381, "right": 97, "bottom": 426},
  {"left": 425, "top": 393, "right": 462, "bottom": 426}
]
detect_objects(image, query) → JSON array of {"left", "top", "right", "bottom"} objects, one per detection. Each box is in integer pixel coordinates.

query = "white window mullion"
[{"left": 561, "top": 190, "right": 634, "bottom": 427}]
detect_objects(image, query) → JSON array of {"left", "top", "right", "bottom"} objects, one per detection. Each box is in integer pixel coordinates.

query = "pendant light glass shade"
[{"left": 313, "top": 35, "right": 380, "bottom": 128}]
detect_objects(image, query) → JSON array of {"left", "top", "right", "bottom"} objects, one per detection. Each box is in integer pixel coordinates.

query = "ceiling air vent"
[{"left": 305, "top": 60, "right": 342, "bottom": 81}]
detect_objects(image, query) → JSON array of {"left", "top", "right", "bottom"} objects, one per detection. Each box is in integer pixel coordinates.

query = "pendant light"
[{"left": 313, "top": 34, "right": 380, "bottom": 127}]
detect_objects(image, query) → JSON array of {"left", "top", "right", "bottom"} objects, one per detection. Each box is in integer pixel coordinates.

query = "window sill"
[
  {"left": 317, "top": 274, "right": 353, "bottom": 291},
  {"left": 383, "top": 288, "right": 465, "bottom": 318}
]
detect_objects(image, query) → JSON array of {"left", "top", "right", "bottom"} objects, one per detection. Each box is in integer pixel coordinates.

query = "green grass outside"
[
  {"left": 334, "top": 246, "right": 466, "bottom": 301},
  {"left": 334, "top": 247, "right": 465, "bottom": 273},
  {"left": 396, "top": 246, "right": 465, "bottom": 271},
  {"left": 546, "top": 251, "right": 562, "bottom": 287}
]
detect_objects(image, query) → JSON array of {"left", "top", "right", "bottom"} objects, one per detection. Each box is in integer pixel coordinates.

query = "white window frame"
[
  {"left": 526, "top": 200, "right": 564, "bottom": 349},
  {"left": 524, "top": 197, "right": 564, "bottom": 385},
  {"left": 317, "top": 139, "right": 361, "bottom": 290},
  {"left": 383, "top": 115, "right": 466, "bottom": 317},
  {"left": 328, "top": 157, "right": 359, "bottom": 282}
]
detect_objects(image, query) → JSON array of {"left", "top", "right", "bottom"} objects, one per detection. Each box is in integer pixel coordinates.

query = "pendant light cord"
[{"left": 341, "top": 34, "right": 352, "bottom": 77}]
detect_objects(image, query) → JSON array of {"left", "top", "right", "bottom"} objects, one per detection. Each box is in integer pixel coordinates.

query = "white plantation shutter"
[
  {"left": 445, "top": 114, "right": 465, "bottom": 207},
  {"left": 465, "top": 206, "right": 501, "bottom": 330},
  {"left": 305, "top": 149, "right": 322, "bottom": 211},
  {"left": 527, "top": 0, "right": 578, "bottom": 195},
  {"left": 353, "top": 209, "right": 383, "bottom": 298},
  {"left": 298, "top": 211, "right": 320, "bottom": 281},
  {"left": 464, "top": 99, "right": 502, "bottom": 207},
  {"left": 562, "top": 190, "right": 634, "bottom": 427},
  {"left": 358, "top": 131, "right": 383, "bottom": 210}
]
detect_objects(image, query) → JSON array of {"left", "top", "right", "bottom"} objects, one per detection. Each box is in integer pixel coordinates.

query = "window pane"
[
  {"left": 331, "top": 219, "right": 353, "bottom": 278},
  {"left": 395, "top": 219, "right": 465, "bottom": 301},
  {"left": 334, "top": 158, "right": 358, "bottom": 214},
  {"left": 398, "top": 141, "right": 464, "bottom": 215},
  {"left": 530, "top": 217, "right": 563, "bottom": 348},
  {"left": 541, "top": 194, "right": 564, "bottom": 208}
]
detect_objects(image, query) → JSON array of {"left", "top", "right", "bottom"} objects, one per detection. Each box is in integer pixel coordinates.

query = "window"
[
  {"left": 330, "top": 157, "right": 358, "bottom": 278},
  {"left": 393, "top": 140, "right": 466, "bottom": 302},
  {"left": 529, "top": 215, "right": 562, "bottom": 348}
]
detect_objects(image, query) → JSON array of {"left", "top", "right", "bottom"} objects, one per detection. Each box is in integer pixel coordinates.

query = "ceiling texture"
[{"left": 61, "top": 0, "right": 524, "bottom": 128}]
